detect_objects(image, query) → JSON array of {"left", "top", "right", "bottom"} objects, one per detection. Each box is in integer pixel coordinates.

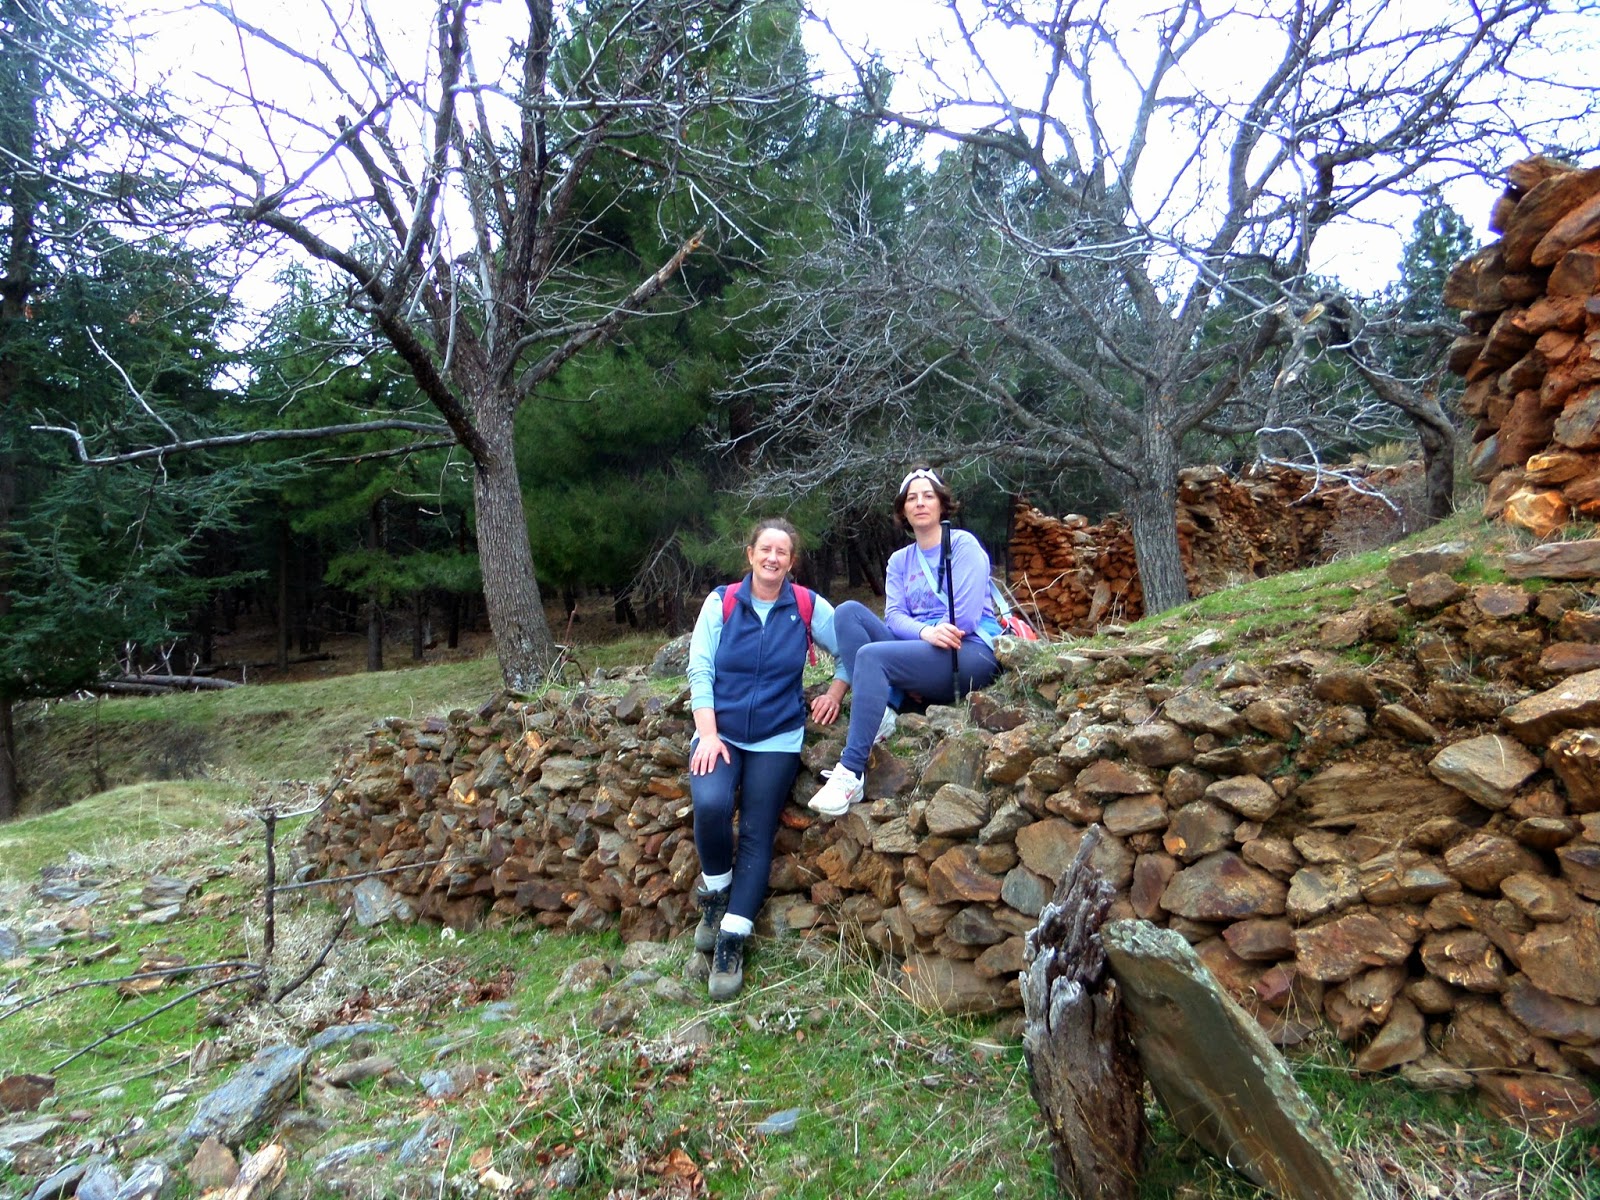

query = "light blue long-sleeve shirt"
[{"left": 688, "top": 586, "right": 843, "bottom": 753}]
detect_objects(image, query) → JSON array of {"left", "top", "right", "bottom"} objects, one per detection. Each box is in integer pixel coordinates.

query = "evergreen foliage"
[{"left": 0, "top": 0, "right": 260, "bottom": 815}]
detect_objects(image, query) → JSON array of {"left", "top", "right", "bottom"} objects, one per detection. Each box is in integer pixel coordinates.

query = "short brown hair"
[
  {"left": 745, "top": 517, "right": 801, "bottom": 558},
  {"left": 893, "top": 467, "right": 959, "bottom": 531}
]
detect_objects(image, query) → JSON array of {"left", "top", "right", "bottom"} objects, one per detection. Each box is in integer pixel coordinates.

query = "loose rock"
[
  {"left": 1102, "top": 921, "right": 1363, "bottom": 1200},
  {"left": 182, "top": 1045, "right": 309, "bottom": 1149}
]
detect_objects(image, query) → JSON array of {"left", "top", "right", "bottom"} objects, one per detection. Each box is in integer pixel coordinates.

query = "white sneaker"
[
  {"left": 874, "top": 707, "right": 898, "bottom": 745},
  {"left": 808, "top": 765, "right": 864, "bottom": 817}
]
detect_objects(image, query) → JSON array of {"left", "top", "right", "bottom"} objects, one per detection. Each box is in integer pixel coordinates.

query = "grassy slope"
[
  {"left": 13, "top": 633, "right": 673, "bottom": 815},
  {"left": 1, "top": 526, "right": 1595, "bottom": 1198},
  {"left": 0, "top": 782, "right": 251, "bottom": 879},
  {"left": 12, "top": 657, "right": 504, "bottom": 814}
]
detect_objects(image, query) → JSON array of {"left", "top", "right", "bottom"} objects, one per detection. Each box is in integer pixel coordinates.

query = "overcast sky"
[
  {"left": 800, "top": 0, "right": 1592, "bottom": 291},
  {"left": 136, "top": 0, "right": 1593, "bottom": 299}
]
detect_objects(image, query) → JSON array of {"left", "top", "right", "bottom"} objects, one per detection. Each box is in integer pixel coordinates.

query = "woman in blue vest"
[
  {"left": 809, "top": 467, "right": 1001, "bottom": 817},
  {"left": 688, "top": 517, "right": 844, "bottom": 999}
]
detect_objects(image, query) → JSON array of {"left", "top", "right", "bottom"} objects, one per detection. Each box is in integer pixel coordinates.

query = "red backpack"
[{"left": 721, "top": 581, "right": 818, "bottom": 665}]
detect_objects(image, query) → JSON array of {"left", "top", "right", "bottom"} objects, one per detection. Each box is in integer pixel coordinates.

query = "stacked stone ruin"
[
  {"left": 305, "top": 540, "right": 1600, "bottom": 1123},
  {"left": 1008, "top": 462, "right": 1421, "bottom": 633},
  {"left": 1444, "top": 155, "right": 1600, "bottom": 535}
]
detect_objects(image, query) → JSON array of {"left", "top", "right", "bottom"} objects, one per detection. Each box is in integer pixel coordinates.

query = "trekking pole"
[{"left": 941, "top": 519, "right": 959, "bottom": 699}]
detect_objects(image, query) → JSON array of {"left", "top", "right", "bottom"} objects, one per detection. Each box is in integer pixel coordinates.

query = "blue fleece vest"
[{"left": 713, "top": 574, "right": 809, "bottom": 745}]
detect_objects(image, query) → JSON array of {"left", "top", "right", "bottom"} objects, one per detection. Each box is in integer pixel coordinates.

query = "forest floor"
[{"left": 200, "top": 589, "right": 653, "bottom": 689}]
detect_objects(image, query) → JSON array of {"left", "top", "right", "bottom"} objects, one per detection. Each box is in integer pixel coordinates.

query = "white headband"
[{"left": 897, "top": 468, "right": 944, "bottom": 497}]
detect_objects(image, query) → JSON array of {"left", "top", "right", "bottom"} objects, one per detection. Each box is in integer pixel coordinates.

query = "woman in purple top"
[{"left": 808, "top": 467, "right": 1001, "bottom": 817}]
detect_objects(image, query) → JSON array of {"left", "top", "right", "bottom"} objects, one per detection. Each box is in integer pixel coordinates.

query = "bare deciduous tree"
[
  {"left": 740, "top": 0, "right": 1594, "bottom": 613},
  {"left": 50, "top": 0, "right": 804, "bottom": 690}
]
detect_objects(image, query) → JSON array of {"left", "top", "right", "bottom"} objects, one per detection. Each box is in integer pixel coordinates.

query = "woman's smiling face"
[{"left": 745, "top": 529, "right": 795, "bottom": 593}]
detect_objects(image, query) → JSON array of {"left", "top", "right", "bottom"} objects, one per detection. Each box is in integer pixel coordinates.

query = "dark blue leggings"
[
  {"left": 834, "top": 600, "right": 999, "bottom": 774},
  {"left": 690, "top": 743, "right": 800, "bottom": 922}
]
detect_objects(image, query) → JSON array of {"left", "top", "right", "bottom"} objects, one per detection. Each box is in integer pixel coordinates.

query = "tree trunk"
[
  {"left": 612, "top": 585, "right": 636, "bottom": 628},
  {"left": 472, "top": 402, "right": 557, "bottom": 691},
  {"left": 807, "top": 543, "right": 834, "bottom": 598},
  {"left": 1373, "top": 374, "right": 1456, "bottom": 524},
  {"left": 411, "top": 591, "right": 425, "bottom": 661},
  {"left": 1022, "top": 827, "right": 1145, "bottom": 1199},
  {"left": 0, "top": 698, "right": 16, "bottom": 821},
  {"left": 1414, "top": 410, "right": 1455, "bottom": 525},
  {"left": 276, "top": 524, "right": 291, "bottom": 671},
  {"left": 1123, "top": 433, "right": 1189, "bottom": 616},
  {"left": 365, "top": 503, "right": 383, "bottom": 673},
  {"left": 0, "top": 420, "right": 16, "bottom": 821},
  {"left": 298, "top": 541, "right": 319, "bottom": 653},
  {"left": 366, "top": 604, "right": 384, "bottom": 672},
  {"left": 193, "top": 600, "right": 214, "bottom": 667},
  {"left": 0, "top": 6, "right": 39, "bottom": 824}
]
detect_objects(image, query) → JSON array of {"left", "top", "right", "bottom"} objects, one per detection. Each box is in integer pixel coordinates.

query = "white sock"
[
  {"left": 720, "top": 913, "right": 754, "bottom": 937},
  {"left": 701, "top": 871, "right": 733, "bottom": 892}
]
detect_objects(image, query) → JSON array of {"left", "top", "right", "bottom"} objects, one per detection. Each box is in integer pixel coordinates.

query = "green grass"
[
  {"left": 1038, "top": 508, "right": 1516, "bottom": 667},
  {"left": 574, "top": 632, "right": 676, "bottom": 673},
  {"left": 0, "top": 869, "right": 1055, "bottom": 1199},
  {"left": 1136, "top": 550, "right": 1384, "bottom": 649},
  {"left": 5, "top": 860, "right": 1592, "bottom": 1199},
  {"left": 0, "top": 782, "right": 251, "bottom": 882},
  {"left": 13, "top": 639, "right": 688, "bottom": 816},
  {"left": 13, "top": 656, "right": 504, "bottom": 813}
]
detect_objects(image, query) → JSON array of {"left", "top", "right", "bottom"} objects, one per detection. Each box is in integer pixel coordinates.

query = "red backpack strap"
[
  {"left": 793, "top": 585, "right": 817, "bottom": 665},
  {"left": 720, "top": 580, "right": 741, "bottom": 623}
]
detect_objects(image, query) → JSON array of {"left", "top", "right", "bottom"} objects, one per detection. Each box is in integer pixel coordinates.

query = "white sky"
[
  {"left": 802, "top": 0, "right": 1593, "bottom": 293},
  {"left": 123, "top": 0, "right": 1595, "bottom": 307}
]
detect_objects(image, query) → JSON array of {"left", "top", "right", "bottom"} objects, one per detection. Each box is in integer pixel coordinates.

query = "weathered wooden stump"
[{"left": 1021, "top": 827, "right": 1145, "bottom": 1200}]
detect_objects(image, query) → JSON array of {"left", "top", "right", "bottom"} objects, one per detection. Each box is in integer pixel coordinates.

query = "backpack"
[
  {"left": 990, "top": 579, "right": 1041, "bottom": 641},
  {"left": 721, "top": 580, "right": 818, "bottom": 664}
]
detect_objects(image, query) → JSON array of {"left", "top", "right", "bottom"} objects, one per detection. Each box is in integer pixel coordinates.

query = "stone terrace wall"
[
  {"left": 1009, "top": 463, "right": 1421, "bottom": 633},
  {"left": 305, "top": 548, "right": 1600, "bottom": 1119}
]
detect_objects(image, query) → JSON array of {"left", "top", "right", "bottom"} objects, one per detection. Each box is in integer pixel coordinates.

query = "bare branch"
[
  {"left": 52, "top": 976, "right": 254, "bottom": 1071},
  {"left": 513, "top": 226, "right": 706, "bottom": 399},
  {"left": 34, "top": 420, "right": 456, "bottom": 467}
]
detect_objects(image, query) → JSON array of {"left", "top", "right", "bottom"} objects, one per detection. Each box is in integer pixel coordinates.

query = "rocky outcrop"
[{"left": 304, "top": 561, "right": 1600, "bottom": 1122}]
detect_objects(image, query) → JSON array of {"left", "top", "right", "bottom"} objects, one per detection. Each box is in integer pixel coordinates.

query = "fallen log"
[
  {"left": 1021, "top": 827, "right": 1145, "bottom": 1200},
  {"left": 87, "top": 682, "right": 186, "bottom": 696},
  {"left": 111, "top": 674, "right": 241, "bottom": 691}
]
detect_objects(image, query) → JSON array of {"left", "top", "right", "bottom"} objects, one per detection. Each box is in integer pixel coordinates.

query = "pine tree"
[{"left": 0, "top": 1, "right": 251, "bottom": 817}]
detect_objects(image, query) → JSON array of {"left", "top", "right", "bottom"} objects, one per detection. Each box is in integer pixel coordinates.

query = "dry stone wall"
[
  {"left": 1008, "top": 463, "right": 1421, "bottom": 633},
  {"left": 1443, "top": 155, "right": 1600, "bottom": 536},
  {"left": 305, "top": 544, "right": 1600, "bottom": 1121}
]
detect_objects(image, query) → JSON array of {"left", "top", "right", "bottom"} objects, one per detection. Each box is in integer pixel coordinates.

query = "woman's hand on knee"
[
  {"left": 690, "top": 734, "right": 731, "bottom": 775},
  {"left": 920, "top": 621, "right": 964, "bottom": 650}
]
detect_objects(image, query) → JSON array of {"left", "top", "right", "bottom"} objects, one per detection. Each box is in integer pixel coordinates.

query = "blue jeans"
[
  {"left": 690, "top": 743, "right": 800, "bottom": 922},
  {"left": 833, "top": 601, "right": 999, "bottom": 774}
]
